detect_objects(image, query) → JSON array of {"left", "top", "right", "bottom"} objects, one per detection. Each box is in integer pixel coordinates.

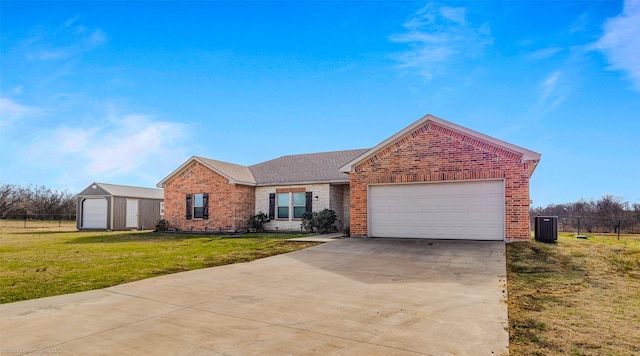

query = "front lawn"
[
  {"left": 0, "top": 220, "right": 317, "bottom": 304},
  {"left": 507, "top": 232, "right": 640, "bottom": 355}
]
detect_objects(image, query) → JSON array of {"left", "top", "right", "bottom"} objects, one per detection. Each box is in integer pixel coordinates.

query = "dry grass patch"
[
  {"left": 0, "top": 220, "right": 318, "bottom": 304},
  {"left": 507, "top": 233, "right": 640, "bottom": 355}
]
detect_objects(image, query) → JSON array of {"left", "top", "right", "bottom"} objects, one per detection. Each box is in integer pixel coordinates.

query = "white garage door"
[
  {"left": 82, "top": 199, "right": 107, "bottom": 229},
  {"left": 369, "top": 180, "right": 504, "bottom": 240}
]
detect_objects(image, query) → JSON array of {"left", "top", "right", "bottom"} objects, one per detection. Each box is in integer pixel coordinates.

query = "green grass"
[
  {"left": 0, "top": 221, "right": 318, "bottom": 304},
  {"left": 507, "top": 232, "right": 640, "bottom": 355}
]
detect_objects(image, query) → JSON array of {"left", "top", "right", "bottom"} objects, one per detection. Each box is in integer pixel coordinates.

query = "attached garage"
[
  {"left": 369, "top": 180, "right": 504, "bottom": 240},
  {"left": 76, "top": 182, "right": 164, "bottom": 231},
  {"left": 341, "top": 114, "right": 541, "bottom": 241}
]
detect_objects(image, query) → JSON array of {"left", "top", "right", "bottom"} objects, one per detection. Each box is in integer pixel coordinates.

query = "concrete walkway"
[
  {"left": 0, "top": 238, "right": 508, "bottom": 355},
  {"left": 288, "top": 232, "right": 344, "bottom": 242}
]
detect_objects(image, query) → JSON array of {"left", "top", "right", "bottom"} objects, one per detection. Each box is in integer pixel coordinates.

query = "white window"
[
  {"left": 293, "top": 192, "right": 306, "bottom": 219},
  {"left": 193, "top": 193, "right": 204, "bottom": 219},
  {"left": 276, "top": 192, "right": 307, "bottom": 220},
  {"left": 160, "top": 202, "right": 165, "bottom": 215},
  {"left": 277, "top": 193, "right": 289, "bottom": 219}
]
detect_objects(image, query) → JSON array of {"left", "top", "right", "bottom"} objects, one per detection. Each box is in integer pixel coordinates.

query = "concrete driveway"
[{"left": 0, "top": 238, "right": 508, "bottom": 355}]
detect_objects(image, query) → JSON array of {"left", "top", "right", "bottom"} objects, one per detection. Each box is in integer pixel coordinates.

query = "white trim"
[
  {"left": 341, "top": 114, "right": 541, "bottom": 173},
  {"left": 81, "top": 198, "right": 108, "bottom": 229},
  {"left": 126, "top": 199, "right": 139, "bottom": 228},
  {"left": 255, "top": 178, "right": 350, "bottom": 186},
  {"left": 157, "top": 157, "right": 256, "bottom": 188}
]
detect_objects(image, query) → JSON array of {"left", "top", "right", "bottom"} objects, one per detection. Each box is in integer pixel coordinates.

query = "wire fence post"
[{"left": 618, "top": 220, "right": 621, "bottom": 240}]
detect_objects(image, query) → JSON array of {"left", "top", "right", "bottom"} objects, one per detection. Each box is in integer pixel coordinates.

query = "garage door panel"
[
  {"left": 82, "top": 199, "right": 107, "bottom": 229},
  {"left": 369, "top": 180, "right": 504, "bottom": 240}
]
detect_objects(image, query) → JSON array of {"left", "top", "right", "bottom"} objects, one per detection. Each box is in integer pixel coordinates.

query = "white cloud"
[
  {"left": 389, "top": 3, "right": 492, "bottom": 79},
  {"left": 0, "top": 97, "right": 42, "bottom": 128},
  {"left": 11, "top": 86, "right": 24, "bottom": 95},
  {"left": 569, "top": 13, "right": 589, "bottom": 34},
  {"left": 26, "top": 113, "right": 190, "bottom": 187},
  {"left": 593, "top": 0, "right": 640, "bottom": 91},
  {"left": 538, "top": 71, "right": 566, "bottom": 112},
  {"left": 26, "top": 19, "right": 107, "bottom": 61},
  {"left": 527, "top": 47, "right": 564, "bottom": 61}
]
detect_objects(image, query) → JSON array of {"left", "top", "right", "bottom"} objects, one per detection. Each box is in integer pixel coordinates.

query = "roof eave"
[
  {"left": 255, "top": 178, "right": 350, "bottom": 187},
  {"left": 228, "top": 178, "right": 257, "bottom": 186},
  {"left": 157, "top": 156, "right": 256, "bottom": 188}
]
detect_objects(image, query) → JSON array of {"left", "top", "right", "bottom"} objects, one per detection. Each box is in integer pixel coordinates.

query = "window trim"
[
  {"left": 272, "top": 189, "right": 312, "bottom": 221},
  {"left": 292, "top": 192, "right": 306, "bottom": 219},
  {"left": 186, "top": 193, "right": 208, "bottom": 220},
  {"left": 193, "top": 193, "right": 204, "bottom": 219},
  {"left": 276, "top": 193, "right": 289, "bottom": 219}
]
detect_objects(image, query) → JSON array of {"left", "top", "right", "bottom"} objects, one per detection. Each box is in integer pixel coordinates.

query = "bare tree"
[
  {"left": 571, "top": 199, "right": 596, "bottom": 233},
  {"left": 0, "top": 183, "right": 76, "bottom": 219},
  {"left": 0, "top": 184, "right": 19, "bottom": 218},
  {"left": 596, "top": 194, "right": 625, "bottom": 233}
]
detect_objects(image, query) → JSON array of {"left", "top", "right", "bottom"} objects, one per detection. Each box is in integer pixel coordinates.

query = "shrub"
[
  {"left": 248, "top": 212, "right": 270, "bottom": 232},
  {"left": 155, "top": 219, "right": 170, "bottom": 232},
  {"left": 301, "top": 209, "right": 337, "bottom": 234},
  {"left": 301, "top": 211, "right": 315, "bottom": 232}
]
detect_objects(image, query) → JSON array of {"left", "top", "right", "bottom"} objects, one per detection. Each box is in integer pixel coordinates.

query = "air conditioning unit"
[{"left": 534, "top": 216, "right": 558, "bottom": 243}]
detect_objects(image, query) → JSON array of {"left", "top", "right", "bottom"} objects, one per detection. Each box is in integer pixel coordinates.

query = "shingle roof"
[
  {"left": 157, "top": 149, "right": 369, "bottom": 188},
  {"left": 249, "top": 149, "right": 369, "bottom": 185},
  {"left": 196, "top": 156, "right": 256, "bottom": 185},
  {"left": 96, "top": 183, "right": 164, "bottom": 199}
]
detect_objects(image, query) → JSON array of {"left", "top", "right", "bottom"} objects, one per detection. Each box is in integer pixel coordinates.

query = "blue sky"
[{"left": 1, "top": 0, "right": 638, "bottom": 207}]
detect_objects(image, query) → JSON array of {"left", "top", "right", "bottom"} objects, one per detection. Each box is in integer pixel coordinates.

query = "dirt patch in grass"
[
  {"left": 507, "top": 233, "right": 640, "bottom": 355},
  {"left": 0, "top": 221, "right": 319, "bottom": 304}
]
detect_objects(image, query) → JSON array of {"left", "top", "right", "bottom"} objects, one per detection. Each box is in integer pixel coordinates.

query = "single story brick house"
[{"left": 157, "top": 114, "right": 541, "bottom": 241}]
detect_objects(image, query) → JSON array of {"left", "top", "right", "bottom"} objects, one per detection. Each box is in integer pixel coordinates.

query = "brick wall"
[
  {"left": 350, "top": 122, "right": 532, "bottom": 240},
  {"left": 164, "top": 161, "right": 255, "bottom": 232},
  {"left": 329, "top": 184, "right": 347, "bottom": 231}
]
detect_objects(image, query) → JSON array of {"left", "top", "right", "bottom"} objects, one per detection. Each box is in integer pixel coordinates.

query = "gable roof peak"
[
  {"left": 156, "top": 155, "right": 256, "bottom": 187},
  {"left": 78, "top": 182, "right": 164, "bottom": 199},
  {"left": 340, "top": 114, "right": 542, "bottom": 173}
]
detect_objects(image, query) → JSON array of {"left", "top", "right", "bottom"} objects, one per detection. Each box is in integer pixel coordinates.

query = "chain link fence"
[
  {"left": 531, "top": 215, "right": 640, "bottom": 235},
  {"left": 1, "top": 213, "right": 77, "bottom": 229}
]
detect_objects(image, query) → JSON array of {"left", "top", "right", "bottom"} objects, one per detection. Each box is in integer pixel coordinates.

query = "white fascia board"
[{"left": 157, "top": 156, "right": 257, "bottom": 187}]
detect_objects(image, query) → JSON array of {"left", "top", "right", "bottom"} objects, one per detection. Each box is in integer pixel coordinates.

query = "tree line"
[
  {"left": 531, "top": 194, "right": 640, "bottom": 234},
  {"left": 0, "top": 183, "right": 77, "bottom": 219}
]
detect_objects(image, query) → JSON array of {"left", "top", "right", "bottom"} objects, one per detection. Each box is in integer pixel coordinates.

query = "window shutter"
[
  {"left": 305, "top": 192, "right": 313, "bottom": 213},
  {"left": 202, "top": 193, "right": 209, "bottom": 220},
  {"left": 268, "top": 193, "right": 275, "bottom": 220},
  {"left": 186, "top": 194, "right": 192, "bottom": 220}
]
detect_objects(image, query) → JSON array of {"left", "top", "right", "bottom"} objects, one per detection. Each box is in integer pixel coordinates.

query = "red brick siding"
[
  {"left": 164, "top": 161, "right": 256, "bottom": 231},
  {"left": 350, "top": 122, "right": 531, "bottom": 240}
]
